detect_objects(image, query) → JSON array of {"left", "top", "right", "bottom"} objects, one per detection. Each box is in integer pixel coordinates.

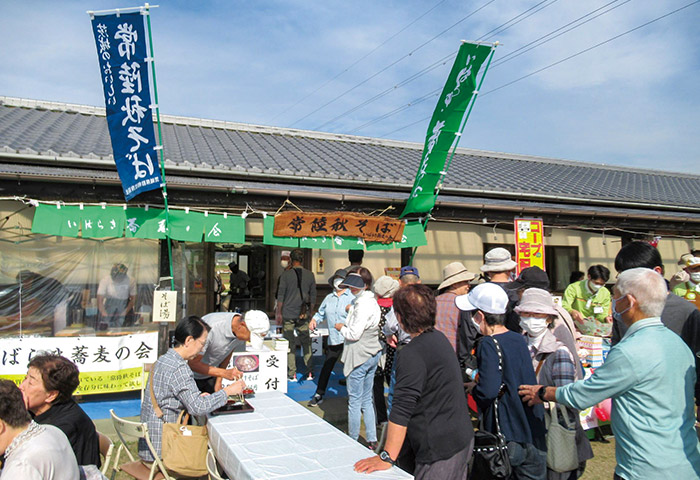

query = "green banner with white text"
[{"left": 400, "top": 42, "right": 492, "bottom": 218}]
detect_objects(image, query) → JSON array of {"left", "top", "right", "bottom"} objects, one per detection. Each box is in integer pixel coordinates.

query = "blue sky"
[{"left": 1, "top": 0, "right": 699, "bottom": 173}]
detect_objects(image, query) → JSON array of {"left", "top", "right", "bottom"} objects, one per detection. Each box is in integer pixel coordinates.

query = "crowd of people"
[{"left": 2, "top": 243, "right": 699, "bottom": 480}]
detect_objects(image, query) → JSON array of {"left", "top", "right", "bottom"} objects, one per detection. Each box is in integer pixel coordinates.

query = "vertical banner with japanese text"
[
  {"left": 400, "top": 42, "right": 493, "bottom": 218},
  {"left": 0, "top": 332, "right": 158, "bottom": 394},
  {"left": 515, "top": 218, "right": 545, "bottom": 274},
  {"left": 91, "top": 11, "right": 163, "bottom": 201}
]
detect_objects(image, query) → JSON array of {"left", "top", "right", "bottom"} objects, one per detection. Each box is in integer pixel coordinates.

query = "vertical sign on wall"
[
  {"left": 514, "top": 218, "right": 545, "bottom": 274},
  {"left": 90, "top": 9, "right": 163, "bottom": 200}
]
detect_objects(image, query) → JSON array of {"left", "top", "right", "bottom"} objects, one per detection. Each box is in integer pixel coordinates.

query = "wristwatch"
[
  {"left": 537, "top": 386, "right": 547, "bottom": 402},
  {"left": 379, "top": 450, "right": 395, "bottom": 465}
]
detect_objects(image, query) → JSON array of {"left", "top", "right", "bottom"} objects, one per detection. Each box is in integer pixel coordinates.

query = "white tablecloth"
[{"left": 208, "top": 392, "right": 412, "bottom": 479}]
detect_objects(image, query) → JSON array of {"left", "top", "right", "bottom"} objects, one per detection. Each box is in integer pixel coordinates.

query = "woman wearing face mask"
[
  {"left": 307, "top": 269, "right": 353, "bottom": 407},
  {"left": 515, "top": 288, "right": 593, "bottom": 480},
  {"left": 562, "top": 265, "right": 612, "bottom": 336},
  {"left": 335, "top": 269, "right": 382, "bottom": 449},
  {"left": 139, "top": 315, "right": 246, "bottom": 464}
]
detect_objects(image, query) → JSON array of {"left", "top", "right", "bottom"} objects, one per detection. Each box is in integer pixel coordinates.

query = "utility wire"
[
  {"left": 287, "top": 0, "right": 497, "bottom": 128},
  {"left": 380, "top": 1, "right": 697, "bottom": 138},
  {"left": 318, "top": 0, "right": 560, "bottom": 132},
  {"left": 270, "top": 0, "right": 448, "bottom": 123}
]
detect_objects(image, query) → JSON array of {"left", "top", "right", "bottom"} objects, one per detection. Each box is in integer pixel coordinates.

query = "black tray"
[{"left": 211, "top": 399, "right": 255, "bottom": 415}]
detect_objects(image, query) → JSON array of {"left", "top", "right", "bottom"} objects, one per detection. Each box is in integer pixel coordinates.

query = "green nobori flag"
[
  {"left": 401, "top": 42, "right": 493, "bottom": 218},
  {"left": 393, "top": 221, "right": 427, "bottom": 248},
  {"left": 168, "top": 210, "right": 205, "bottom": 242},
  {"left": 31, "top": 204, "right": 81, "bottom": 237},
  {"left": 204, "top": 213, "right": 245, "bottom": 243},
  {"left": 81, "top": 206, "right": 126, "bottom": 238},
  {"left": 124, "top": 207, "right": 167, "bottom": 239},
  {"left": 263, "top": 216, "right": 299, "bottom": 247}
]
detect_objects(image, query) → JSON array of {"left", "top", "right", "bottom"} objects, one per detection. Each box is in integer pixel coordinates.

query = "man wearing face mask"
[
  {"left": 96, "top": 263, "right": 136, "bottom": 328},
  {"left": 520, "top": 268, "right": 700, "bottom": 480},
  {"left": 308, "top": 269, "right": 352, "bottom": 407},
  {"left": 672, "top": 256, "right": 700, "bottom": 308},
  {"left": 562, "top": 265, "right": 612, "bottom": 336}
]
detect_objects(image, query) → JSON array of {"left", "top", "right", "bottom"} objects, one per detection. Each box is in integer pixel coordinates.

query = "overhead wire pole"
[
  {"left": 408, "top": 41, "right": 499, "bottom": 266},
  {"left": 143, "top": 3, "right": 175, "bottom": 293}
]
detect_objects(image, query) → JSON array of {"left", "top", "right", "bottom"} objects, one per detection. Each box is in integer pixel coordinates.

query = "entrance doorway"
[{"left": 215, "top": 242, "right": 268, "bottom": 314}]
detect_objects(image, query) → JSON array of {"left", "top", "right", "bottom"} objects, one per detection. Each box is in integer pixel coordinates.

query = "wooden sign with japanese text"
[
  {"left": 274, "top": 212, "right": 404, "bottom": 244},
  {"left": 515, "top": 218, "right": 545, "bottom": 274},
  {"left": 153, "top": 290, "right": 177, "bottom": 322}
]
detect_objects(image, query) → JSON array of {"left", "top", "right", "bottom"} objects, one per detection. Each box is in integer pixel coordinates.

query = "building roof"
[{"left": 1, "top": 96, "right": 699, "bottom": 215}]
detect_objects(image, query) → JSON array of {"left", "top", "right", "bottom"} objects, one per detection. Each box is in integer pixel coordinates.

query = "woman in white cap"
[
  {"left": 336, "top": 268, "right": 382, "bottom": 449},
  {"left": 457, "top": 283, "right": 547, "bottom": 480},
  {"left": 515, "top": 288, "right": 593, "bottom": 480}
]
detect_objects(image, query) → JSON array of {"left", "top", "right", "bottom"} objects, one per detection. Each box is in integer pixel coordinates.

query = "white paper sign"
[
  {"left": 153, "top": 290, "right": 177, "bottom": 322},
  {"left": 222, "top": 345, "right": 287, "bottom": 393}
]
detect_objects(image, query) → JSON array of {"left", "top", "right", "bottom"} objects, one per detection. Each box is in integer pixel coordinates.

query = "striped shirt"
[{"left": 139, "top": 348, "right": 228, "bottom": 462}]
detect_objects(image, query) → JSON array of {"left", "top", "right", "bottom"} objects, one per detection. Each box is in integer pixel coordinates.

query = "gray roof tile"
[{"left": 0, "top": 96, "right": 699, "bottom": 210}]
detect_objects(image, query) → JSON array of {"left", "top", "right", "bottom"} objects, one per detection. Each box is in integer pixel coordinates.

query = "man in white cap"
[
  {"left": 435, "top": 262, "right": 476, "bottom": 353},
  {"left": 481, "top": 247, "right": 517, "bottom": 284},
  {"left": 189, "top": 311, "right": 251, "bottom": 393},
  {"left": 672, "top": 255, "right": 700, "bottom": 307}
]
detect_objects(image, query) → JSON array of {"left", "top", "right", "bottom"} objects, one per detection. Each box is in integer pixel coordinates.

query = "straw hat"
[{"left": 438, "top": 262, "right": 476, "bottom": 290}]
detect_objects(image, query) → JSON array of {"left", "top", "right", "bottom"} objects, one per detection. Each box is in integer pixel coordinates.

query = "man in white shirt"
[
  {"left": 0, "top": 379, "right": 79, "bottom": 480},
  {"left": 97, "top": 263, "right": 136, "bottom": 328}
]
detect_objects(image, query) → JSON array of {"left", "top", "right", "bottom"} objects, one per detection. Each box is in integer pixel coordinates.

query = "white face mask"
[
  {"left": 589, "top": 281, "right": 602, "bottom": 293},
  {"left": 519, "top": 316, "right": 548, "bottom": 337},
  {"left": 280, "top": 260, "right": 289, "bottom": 269},
  {"left": 333, "top": 278, "right": 343, "bottom": 290},
  {"left": 690, "top": 272, "right": 700, "bottom": 284}
]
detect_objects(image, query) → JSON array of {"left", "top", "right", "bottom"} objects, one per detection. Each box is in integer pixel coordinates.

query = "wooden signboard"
[{"left": 274, "top": 212, "right": 405, "bottom": 244}]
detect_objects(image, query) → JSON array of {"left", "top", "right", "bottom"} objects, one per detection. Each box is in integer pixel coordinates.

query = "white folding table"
[{"left": 208, "top": 391, "right": 413, "bottom": 479}]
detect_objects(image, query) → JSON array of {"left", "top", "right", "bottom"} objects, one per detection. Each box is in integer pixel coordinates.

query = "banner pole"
[
  {"left": 408, "top": 44, "right": 498, "bottom": 266},
  {"left": 144, "top": 4, "right": 175, "bottom": 292}
]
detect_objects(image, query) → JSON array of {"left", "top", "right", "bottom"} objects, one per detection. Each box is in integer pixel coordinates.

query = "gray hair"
[
  {"left": 400, "top": 274, "right": 420, "bottom": 286},
  {"left": 615, "top": 267, "right": 667, "bottom": 318}
]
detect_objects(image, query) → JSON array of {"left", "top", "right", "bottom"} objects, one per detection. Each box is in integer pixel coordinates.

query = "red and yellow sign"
[
  {"left": 274, "top": 212, "right": 404, "bottom": 244},
  {"left": 515, "top": 218, "right": 545, "bottom": 274}
]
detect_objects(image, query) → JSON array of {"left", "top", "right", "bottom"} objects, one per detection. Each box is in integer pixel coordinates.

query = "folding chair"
[
  {"left": 110, "top": 409, "right": 172, "bottom": 480},
  {"left": 206, "top": 448, "right": 228, "bottom": 480},
  {"left": 97, "top": 431, "right": 114, "bottom": 476},
  {"left": 140, "top": 363, "right": 155, "bottom": 404}
]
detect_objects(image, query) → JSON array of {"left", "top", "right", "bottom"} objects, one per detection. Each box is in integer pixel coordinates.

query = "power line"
[
  {"left": 380, "top": 1, "right": 698, "bottom": 138},
  {"left": 287, "top": 0, "right": 497, "bottom": 128},
  {"left": 318, "top": 0, "right": 560, "bottom": 132},
  {"left": 269, "top": 0, "right": 449, "bottom": 123}
]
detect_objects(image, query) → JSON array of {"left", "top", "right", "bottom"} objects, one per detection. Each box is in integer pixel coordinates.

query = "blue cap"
[{"left": 400, "top": 266, "right": 419, "bottom": 278}]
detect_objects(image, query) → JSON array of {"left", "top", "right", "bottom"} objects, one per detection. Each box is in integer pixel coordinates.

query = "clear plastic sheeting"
[
  {"left": 208, "top": 392, "right": 413, "bottom": 480},
  {"left": 0, "top": 234, "right": 160, "bottom": 338}
]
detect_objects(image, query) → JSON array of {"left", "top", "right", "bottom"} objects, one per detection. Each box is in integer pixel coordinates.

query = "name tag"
[{"left": 593, "top": 306, "right": 604, "bottom": 314}]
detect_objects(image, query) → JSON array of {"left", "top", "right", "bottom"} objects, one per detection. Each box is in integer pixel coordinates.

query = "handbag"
[
  {"left": 149, "top": 369, "right": 209, "bottom": 477},
  {"left": 545, "top": 403, "right": 579, "bottom": 472},
  {"left": 471, "top": 337, "right": 512, "bottom": 479},
  {"left": 294, "top": 267, "right": 311, "bottom": 320}
]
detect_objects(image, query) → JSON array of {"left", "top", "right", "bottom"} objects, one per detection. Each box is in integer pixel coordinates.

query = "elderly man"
[
  {"left": 520, "top": 268, "right": 700, "bottom": 480},
  {"left": 435, "top": 262, "right": 476, "bottom": 353},
  {"left": 189, "top": 311, "right": 251, "bottom": 393},
  {"left": 0, "top": 380, "right": 79, "bottom": 480}
]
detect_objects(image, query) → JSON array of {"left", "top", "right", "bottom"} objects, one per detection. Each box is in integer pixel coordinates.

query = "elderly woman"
[
  {"left": 515, "top": 288, "right": 593, "bottom": 480},
  {"left": 336, "top": 268, "right": 382, "bottom": 448},
  {"left": 354, "top": 284, "right": 473, "bottom": 479},
  {"left": 458, "top": 283, "right": 547, "bottom": 480},
  {"left": 140, "top": 315, "right": 246, "bottom": 463},
  {"left": 19, "top": 353, "right": 100, "bottom": 468}
]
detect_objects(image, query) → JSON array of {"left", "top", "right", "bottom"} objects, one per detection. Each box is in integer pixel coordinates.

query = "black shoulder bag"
[
  {"left": 293, "top": 268, "right": 310, "bottom": 320},
  {"left": 471, "top": 336, "right": 512, "bottom": 479}
]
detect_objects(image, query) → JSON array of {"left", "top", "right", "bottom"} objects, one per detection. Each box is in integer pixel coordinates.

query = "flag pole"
[
  {"left": 408, "top": 42, "right": 498, "bottom": 266},
  {"left": 144, "top": 3, "right": 175, "bottom": 292}
]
